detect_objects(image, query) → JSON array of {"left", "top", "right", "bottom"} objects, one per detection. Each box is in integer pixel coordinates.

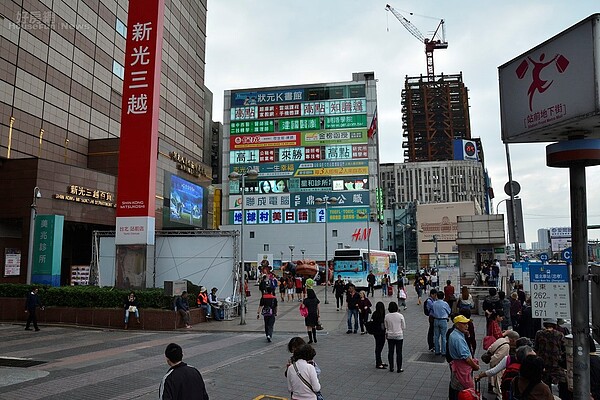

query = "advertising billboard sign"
[
  {"left": 499, "top": 14, "right": 600, "bottom": 143},
  {"left": 417, "top": 202, "right": 477, "bottom": 254}
]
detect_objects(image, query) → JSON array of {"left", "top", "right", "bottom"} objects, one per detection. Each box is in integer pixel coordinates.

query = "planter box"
[{"left": 0, "top": 298, "right": 206, "bottom": 331}]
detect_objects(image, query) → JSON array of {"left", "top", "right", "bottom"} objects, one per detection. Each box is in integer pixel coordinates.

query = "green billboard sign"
[
  {"left": 230, "top": 120, "right": 274, "bottom": 134},
  {"left": 325, "top": 114, "right": 367, "bottom": 129},
  {"left": 32, "top": 214, "right": 64, "bottom": 286},
  {"left": 279, "top": 117, "right": 321, "bottom": 132}
]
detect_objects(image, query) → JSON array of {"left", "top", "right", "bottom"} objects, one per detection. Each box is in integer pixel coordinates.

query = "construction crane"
[{"left": 385, "top": 4, "right": 448, "bottom": 78}]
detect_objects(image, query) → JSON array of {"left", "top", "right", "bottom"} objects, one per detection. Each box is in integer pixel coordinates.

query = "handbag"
[
  {"left": 480, "top": 351, "right": 492, "bottom": 364},
  {"left": 292, "top": 362, "right": 324, "bottom": 400},
  {"left": 316, "top": 320, "right": 323, "bottom": 330},
  {"left": 299, "top": 304, "right": 308, "bottom": 317}
]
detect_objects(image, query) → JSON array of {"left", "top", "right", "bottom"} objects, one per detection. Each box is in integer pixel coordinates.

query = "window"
[
  {"left": 116, "top": 18, "right": 126, "bottom": 38},
  {"left": 337, "top": 243, "right": 343, "bottom": 249},
  {"left": 332, "top": 230, "right": 338, "bottom": 237},
  {"left": 263, "top": 244, "right": 269, "bottom": 251},
  {"left": 112, "top": 60, "right": 124, "bottom": 79},
  {"left": 250, "top": 232, "right": 255, "bottom": 238}
]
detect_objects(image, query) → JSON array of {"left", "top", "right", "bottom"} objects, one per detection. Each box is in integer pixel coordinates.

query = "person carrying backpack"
[{"left": 257, "top": 287, "right": 278, "bottom": 342}]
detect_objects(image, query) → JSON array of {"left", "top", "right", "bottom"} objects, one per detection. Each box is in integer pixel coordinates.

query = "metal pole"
[
  {"left": 402, "top": 226, "right": 407, "bottom": 274},
  {"left": 367, "top": 211, "right": 371, "bottom": 272},
  {"left": 433, "top": 234, "right": 439, "bottom": 269},
  {"left": 324, "top": 200, "right": 329, "bottom": 304},
  {"left": 570, "top": 165, "right": 590, "bottom": 400},
  {"left": 504, "top": 143, "right": 520, "bottom": 262},
  {"left": 239, "top": 175, "right": 246, "bottom": 325},
  {"left": 27, "top": 203, "right": 36, "bottom": 285},
  {"left": 392, "top": 203, "right": 397, "bottom": 254}
]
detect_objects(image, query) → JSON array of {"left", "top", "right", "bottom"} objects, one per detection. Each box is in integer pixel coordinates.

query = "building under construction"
[{"left": 402, "top": 73, "right": 471, "bottom": 162}]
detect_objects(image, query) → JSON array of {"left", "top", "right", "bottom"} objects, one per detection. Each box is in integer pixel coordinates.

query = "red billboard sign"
[
  {"left": 230, "top": 133, "right": 301, "bottom": 150},
  {"left": 258, "top": 104, "right": 301, "bottom": 119},
  {"left": 115, "top": 0, "right": 165, "bottom": 244}
]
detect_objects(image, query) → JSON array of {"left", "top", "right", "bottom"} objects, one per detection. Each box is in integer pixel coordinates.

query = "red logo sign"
[
  {"left": 351, "top": 227, "right": 371, "bottom": 241},
  {"left": 515, "top": 53, "right": 569, "bottom": 111}
]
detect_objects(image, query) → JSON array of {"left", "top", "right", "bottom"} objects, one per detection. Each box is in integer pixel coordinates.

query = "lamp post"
[
  {"left": 289, "top": 245, "right": 295, "bottom": 263},
  {"left": 228, "top": 169, "right": 258, "bottom": 325},
  {"left": 315, "top": 196, "right": 337, "bottom": 304},
  {"left": 433, "top": 234, "right": 439, "bottom": 269},
  {"left": 401, "top": 224, "right": 412, "bottom": 274},
  {"left": 301, "top": 249, "right": 305, "bottom": 260},
  {"left": 27, "top": 186, "right": 42, "bottom": 284}
]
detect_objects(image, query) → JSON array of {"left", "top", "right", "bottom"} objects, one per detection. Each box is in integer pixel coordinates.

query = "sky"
[{"left": 204, "top": 1, "right": 600, "bottom": 248}]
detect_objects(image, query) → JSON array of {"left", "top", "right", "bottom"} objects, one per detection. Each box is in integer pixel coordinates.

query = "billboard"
[
  {"left": 417, "top": 202, "right": 477, "bottom": 255},
  {"left": 499, "top": 14, "right": 600, "bottom": 143},
  {"left": 453, "top": 139, "right": 478, "bottom": 161}
]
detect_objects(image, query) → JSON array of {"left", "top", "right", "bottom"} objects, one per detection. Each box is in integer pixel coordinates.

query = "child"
[{"left": 285, "top": 337, "right": 321, "bottom": 376}]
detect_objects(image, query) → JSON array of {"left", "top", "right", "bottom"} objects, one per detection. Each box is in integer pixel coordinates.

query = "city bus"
[{"left": 332, "top": 248, "right": 398, "bottom": 288}]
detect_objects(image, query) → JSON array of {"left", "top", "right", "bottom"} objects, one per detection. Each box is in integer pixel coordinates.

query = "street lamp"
[
  {"left": 228, "top": 168, "right": 258, "bottom": 325},
  {"left": 301, "top": 248, "right": 305, "bottom": 260},
  {"left": 289, "top": 245, "right": 295, "bottom": 263},
  {"left": 399, "top": 224, "right": 412, "bottom": 273},
  {"left": 27, "top": 186, "right": 42, "bottom": 284},
  {"left": 315, "top": 196, "right": 338, "bottom": 304}
]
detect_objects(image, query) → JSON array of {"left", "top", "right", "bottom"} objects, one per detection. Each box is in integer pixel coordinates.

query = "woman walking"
[
  {"left": 384, "top": 301, "right": 406, "bottom": 373},
  {"left": 397, "top": 280, "right": 407, "bottom": 310},
  {"left": 357, "top": 290, "right": 372, "bottom": 334},
  {"left": 303, "top": 289, "right": 320, "bottom": 344},
  {"left": 457, "top": 285, "right": 474, "bottom": 311},
  {"left": 372, "top": 301, "right": 388, "bottom": 369},
  {"left": 414, "top": 275, "right": 425, "bottom": 305},
  {"left": 257, "top": 287, "right": 278, "bottom": 342}
]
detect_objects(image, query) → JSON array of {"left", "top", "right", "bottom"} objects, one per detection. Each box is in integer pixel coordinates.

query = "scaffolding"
[{"left": 402, "top": 73, "right": 471, "bottom": 162}]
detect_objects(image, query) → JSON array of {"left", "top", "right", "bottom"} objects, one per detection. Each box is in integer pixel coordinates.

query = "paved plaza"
[{"left": 0, "top": 284, "right": 489, "bottom": 400}]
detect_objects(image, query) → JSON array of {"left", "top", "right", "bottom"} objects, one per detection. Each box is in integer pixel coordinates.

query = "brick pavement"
[{"left": 0, "top": 284, "right": 492, "bottom": 400}]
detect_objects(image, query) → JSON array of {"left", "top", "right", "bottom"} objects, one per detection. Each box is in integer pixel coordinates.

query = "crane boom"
[{"left": 385, "top": 3, "right": 448, "bottom": 78}]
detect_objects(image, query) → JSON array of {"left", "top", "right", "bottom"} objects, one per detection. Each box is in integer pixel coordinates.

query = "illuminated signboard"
[
  {"left": 279, "top": 117, "right": 321, "bottom": 132},
  {"left": 302, "top": 99, "right": 366, "bottom": 116},
  {"left": 230, "top": 133, "right": 300, "bottom": 150},
  {"left": 230, "top": 120, "right": 274, "bottom": 134},
  {"left": 325, "top": 144, "right": 369, "bottom": 160},
  {"left": 231, "top": 89, "right": 305, "bottom": 107},
  {"left": 230, "top": 159, "right": 370, "bottom": 177},
  {"left": 303, "top": 129, "right": 368, "bottom": 146},
  {"left": 288, "top": 177, "right": 332, "bottom": 192},
  {"left": 291, "top": 191, "right": 369, "bottom": 208},
  {"left": 258, "top": 104, "right": 301, "bottom": 119},
  {"left": 230, "top": 149, "right": 260, "bottom": 164},
  {"left": 325, "top": 114, "right": 367, "bottom": 129},
  {"left": 332, "top": 176, "right": 368, "bottom": 191},
  {"left": 229, "top": 194, "right": 290, "bottom": 210},
  {"left": 231, "top": 106, "right": 258, "bottom": 121}
]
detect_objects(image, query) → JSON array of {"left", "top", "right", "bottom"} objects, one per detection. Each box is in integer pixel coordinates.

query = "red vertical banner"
[{"left": 115, "top": 0, "right": 165, "bottom": 245}]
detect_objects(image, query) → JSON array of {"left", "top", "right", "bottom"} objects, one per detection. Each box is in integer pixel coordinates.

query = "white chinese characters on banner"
[{"left": 127, "top": 22, "right": 153, "bottom": 115}]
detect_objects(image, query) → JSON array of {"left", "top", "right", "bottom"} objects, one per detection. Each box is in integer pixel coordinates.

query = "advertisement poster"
[
  {"left": 4, "top": 249, "right": 21, "bottom": 276},
  {"left": 169, "top": 175, "right": 204, "bottom": 227}
]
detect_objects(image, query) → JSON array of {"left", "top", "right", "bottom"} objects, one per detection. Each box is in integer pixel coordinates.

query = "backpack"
[
  {"left": 261, "top": 306, "right": 273, "bottom": 316},
  {"left": 364, "top": 320, "right": 377, "bottom": 335},
  {"left": 501, "top": 359, "right": 521, "bottom": 399},
  {"left": 423, "top": 298, "right": 432, "bottom": 316}
]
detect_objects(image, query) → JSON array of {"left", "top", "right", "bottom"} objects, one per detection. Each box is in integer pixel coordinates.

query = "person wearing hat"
[
  {"left": 196, "top": 287, "right": 210, "bottom": 320},
  {"left": 208, "top": 287, "right": 222, "bottom": 321},
  {"left": 534, "top": 318, "right": 568, "bottom": 399},
  {"left": 447, "top": 314, "right": 480, "bottom": 400}
]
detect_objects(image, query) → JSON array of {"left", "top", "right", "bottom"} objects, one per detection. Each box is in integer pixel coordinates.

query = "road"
[{"left": 0, "top": 284, "right": 490, "bottom": 400}]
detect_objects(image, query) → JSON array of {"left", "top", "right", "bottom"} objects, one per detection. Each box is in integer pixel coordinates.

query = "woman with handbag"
[
  {"left": 371, "top": 301, "right": 388, "bottom": 369},
  {"left": 303, "top": 289, "right": 320, "bottom": 344},
  {"left": 287, "top": 344, "right": 322, "bottom": 400},
  {"left": 257, "top": 287, "right": 278, "bottom": 342}
]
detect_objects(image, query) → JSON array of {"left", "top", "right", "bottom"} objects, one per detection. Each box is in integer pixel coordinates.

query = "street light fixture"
[
  {"left": 27, "top": 186, "right": 42, "bottom": 284},
  {"left": 228, "top": 168, "right": 258, "bottom": 325},
  {"left": 399, "top": 223, "right": 412, "bottom": 274},
  {"left": 300, "top": 249, "right": 305, "bottom": 260},
  {"left": 315, "top": 196, "right": 338, "bottom": 304},
  {"left": 289, "top": 245, "right": 295, "bottom": 263}
]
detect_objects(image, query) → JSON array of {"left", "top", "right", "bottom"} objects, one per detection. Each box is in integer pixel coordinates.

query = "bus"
[{"left": 332, "top": 248, "right": 398, "bottom": 288}]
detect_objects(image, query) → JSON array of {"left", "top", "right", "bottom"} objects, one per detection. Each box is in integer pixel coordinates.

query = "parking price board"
[{"left": 529, "top": 264, "right": 570, "bottom": 319}]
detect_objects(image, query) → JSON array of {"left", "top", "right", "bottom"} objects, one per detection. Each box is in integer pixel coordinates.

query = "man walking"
[
  {"left": 424, "top": 289, "right": 437, "bottom": 352},
  {"left": 346, "top": 284, "right": 360, "bottom": 334},
  {"left": 366, "top": 271, "right": 375, "bottom": 297},
  {"left": 430, "top": 291, "right": 451, "bottom": 356},
  {"left": 159, "top": 343, "right": 209, "bottom": 399},
  {"left": 332, "top": 275, "right": 346, "bottom": 311},
  {"left": 448, "top": 315, "right": 480, "bottom": 400},
  {"left": 25, "top": 287, "right": 43, "bottom": 331}
]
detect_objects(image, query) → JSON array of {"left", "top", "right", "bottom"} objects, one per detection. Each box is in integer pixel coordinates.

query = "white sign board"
[
  {"left": 499, "top": 14, "right": 600, "bottom": 143},
  {"left": 530, "top": 264, "right": 571, "bottom": 319},
  {"left": 4, "top": 252, "right": 21, "bottom": 276},
  {"left": 513, "top": 262, "right": 523, "bottom": 281},
  {"left": 522, "top": 263, "right": 531, "bottom": 294},
  {"left": 437, "top": 266, "right": 460, "bottom": 293}
]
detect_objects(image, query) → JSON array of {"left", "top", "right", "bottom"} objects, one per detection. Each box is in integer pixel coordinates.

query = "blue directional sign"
[
  {"left": 539, "top": 253, "right": 549, "bottom": 262},
  {"left": 529, "top": 264, "right": 570, "bottom": 319},
  {"left": 561, "top": 247, "right": 572, "bottom": 262}
]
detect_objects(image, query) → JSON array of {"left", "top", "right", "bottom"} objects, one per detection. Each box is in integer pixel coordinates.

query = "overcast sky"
[{"left": 204, "top": 1, "right": 600, "bottom": 247}]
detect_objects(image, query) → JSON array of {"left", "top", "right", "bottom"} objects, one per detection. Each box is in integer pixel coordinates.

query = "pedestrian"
[
  {"left": 487, "top": 310, "right": 504, "bottom": 340},
  {"left": 381, "top": 274, "right": 389, "bottom": 297},
  {"left": 460, "top": 308, "right": 477, "bottom": 357},
  {"left": 430, "top": 290, "right": 451, "bottom": 356},
  {"left": 425, "top": 288, "right": 437, "bottom": 352},
  {"left": 196, "top": 286, "right": 210, "bottom": 319},
  {"left": 509, "top": 355, "right": 554, "bottom": 399},
  {"left": 366, "top": 271, "right": 376, "bottom": 297},
  {"left": 509, "top": 292, "right": 522, "bottom": 331},
  {"left": 414, "top": 275, "right": 424, "bottom": 305},
  {"left": 332, "top": 275, "right": 346, "bottom": 311},
  {"left": 346, "top": 283, "right": 360, "bottom": 334},
  {"left": 430, "top": 270, "right": 439, "bottom": 289},
  {"left": 371, "top": 301, "right": 388, "bottom": 369},
  {"left": 448, "top": 315, "right": 480, "bottom": 400},
  {"left": 534, "top": 318, "right": 568, "bottom": 399},
  {"left": 159, "top": 343, "right": 209, "bottom": 400},
  {"left": 384, "top": 301, "right": 406, "bottom": 373},
  {"left": 485, "top": 330, "right": 520, "bottom": 398},
  {"left": 457, "top": 285, "right": 474, "bottom": 311},
  {"left": 123, "top": 291, "right": 140, "bottom": 329},
  {"left": 397, "top": 279, "right": 407, "bottom": 310},
  {"left": 285, "top": 337, "right": 321, "bottom": 378},
  {"left": 357, "top": 290, "right": 372, "bottom": 334},
  {"left": 303, "top": 289, "right": 320, "bottom": 344},
  {"left": 287, "top": 344, "right": 321, "bottom": 400},
  {"left": 174, "top": 291, "right": 192, "bottom": 329},
  {"left": 24, "top": 287, "right": 43, "bottom": 331},
  {"left": 443, "top": 280, "right": 456, "bottom": 311},
  {"left": 295, "top": 275, "right": 304, "bottom": 302},
  {"left": 279, "top": 275, "right": 287, "bottom": 302},
  {"left": 259, "top": 275, "right": 269, "bottom": 294},
  {"left": 287, "top": 276, "right": 295, "bottom": 302},
  {"left": 208, "top": 287, "right": 222, "bottom": 321},
  {"left": 257, "top": 287, "right": 278, "bottom": 342},
  {"left": 498, "top": 291, "right": 512, "bottom": 330}
]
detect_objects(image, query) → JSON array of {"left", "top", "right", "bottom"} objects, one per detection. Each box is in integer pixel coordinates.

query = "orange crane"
[{"left": 385, "top": 4, "right": 448, "bottom": 78}]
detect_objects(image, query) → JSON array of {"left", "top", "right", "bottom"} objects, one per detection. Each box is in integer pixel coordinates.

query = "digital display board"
[{"left": 165, "top": 174, "right": 205, "bottom": 228}]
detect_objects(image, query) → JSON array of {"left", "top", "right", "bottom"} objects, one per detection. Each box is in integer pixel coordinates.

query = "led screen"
[{"left": 168, "top": 175, "right": 204, "bottom": 228}]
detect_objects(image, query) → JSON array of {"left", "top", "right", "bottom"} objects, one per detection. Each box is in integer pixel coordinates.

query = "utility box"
[{"left": 164, "top": 280, "right": 187, "bottom": 297}]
